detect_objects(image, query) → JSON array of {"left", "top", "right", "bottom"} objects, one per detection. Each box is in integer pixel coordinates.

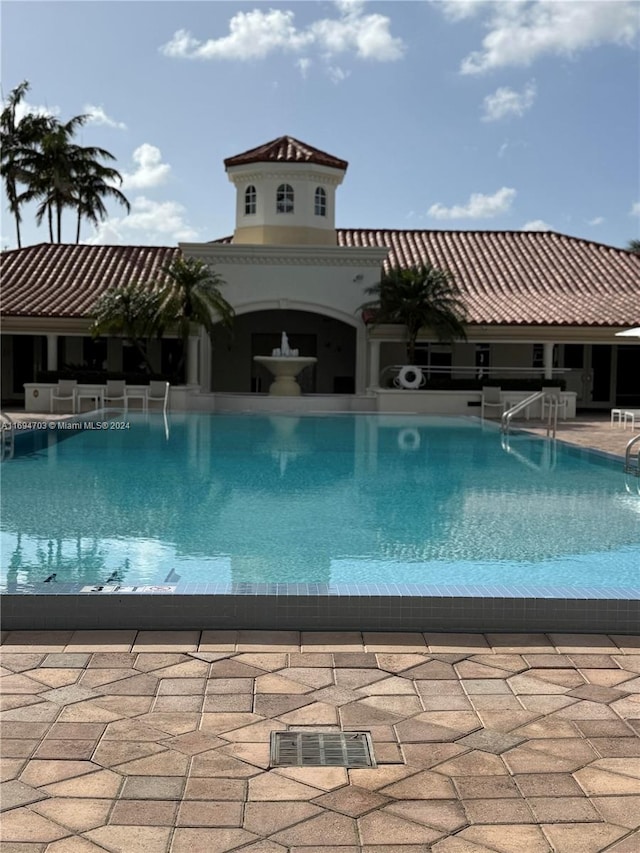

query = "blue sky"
[{"left": 2, "top": 0, "right": 639, "bottom": 250}]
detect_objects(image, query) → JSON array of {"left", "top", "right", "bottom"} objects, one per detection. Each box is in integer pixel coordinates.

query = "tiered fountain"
[{"left": 253, "top": 332, "right": 317, "bottom": 396}]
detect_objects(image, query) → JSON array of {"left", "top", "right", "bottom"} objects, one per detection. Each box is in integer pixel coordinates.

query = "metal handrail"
[
  {"left": 500, "top": 391, "right": 545, "bottom": 434},
  {"left": 0, "top": 411, "right": 15, "bottom": 462},
  {"left": 624, "top": 434, "right": 640, "bottom": 476},
  {"left": 501, "top": 390, "right": 560, "bottom": 439}
]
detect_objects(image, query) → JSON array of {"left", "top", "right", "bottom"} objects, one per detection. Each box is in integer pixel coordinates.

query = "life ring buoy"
[
  {"left": 398, "top": 428, "right": 421, "bottom": 451},
  {"left": 398, "top": 366, "right": 424, "bottom": 389}
]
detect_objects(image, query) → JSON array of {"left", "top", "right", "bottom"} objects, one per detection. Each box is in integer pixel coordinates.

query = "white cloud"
[
  {"left": 498, "top": 141, "right": 509, "bottom": 158},
  {"left": 160, "top": 4, "right": 404, "bottom": 65},
  {"left": 14, "top": 99, "right": 60, "bottom": 122},
  {"left": 428, "top": 187, "right": 516, "bottom": 220},
  {"left": 296, "top": 57, "right": 312, "bottom": 78},
  {"left": 86, "top": 196, "right": 199, "bottom": 245},
  {"left": 310, "top": 4, "right": 405, "bottom": 61},
  {"left": 122, "top": 144, "right": 171, "bottom": 190},
  {"left": 631, "top": 202, "right": 640, "bottom": 216},
  {"left": 588, "top": 216, "right": 604, "bottom": 226},
  {"left": 482, "top": 81, "right": 537, "bottom": 121},
  {"left": 327, "top": 65, "right": 351, "bottom": 84},
  {"left": 522, "top": 219, "right": 552, "bottom": 231},
  {"left": 83, "top": 104, "right": 127, "bottom": 130},
  {"left": 439, "top": 1, "right": 491, "bottom": 22},
  {"left": 445, "top": 1, "right": 640, "bottom": 74}
]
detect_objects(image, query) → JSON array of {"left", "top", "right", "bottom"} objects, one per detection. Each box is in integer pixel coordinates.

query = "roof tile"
[
  {"left": 2, "top": 231, "right": 638, "bottom": 327},
  {"left": 224, "top": 135, "right": 348, "bottom": 171},
  {"left": 1, "top": 243, "right": 180, "bottom": 318}
]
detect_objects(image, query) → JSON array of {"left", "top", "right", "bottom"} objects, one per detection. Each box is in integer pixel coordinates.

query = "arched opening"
[
  {"left": 276, "top": 183, "right": 294, "bottom": 214},
  {"left": 210, "top": 309, "right": 357, "bottom": 394},
  {"left": 314, "top": 186, "right": 327, "bottom": 217},
  {"left": 244, "top": 185, "right": 256, "bottom": 215}
]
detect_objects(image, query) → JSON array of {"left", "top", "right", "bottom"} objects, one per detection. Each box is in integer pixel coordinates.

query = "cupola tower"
[{"left": 224, "top": 135, "right": 347, "bottom": 246}]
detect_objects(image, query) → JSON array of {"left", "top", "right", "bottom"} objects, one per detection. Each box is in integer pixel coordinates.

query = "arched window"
[
  {"left": 244, "top": 185, "right": 256, "bottom": 215},
  {"left": 314, "top": 186, "right": 327, "bottom": 217},
  {"left": 276, "top": 183, "right": 294, "bottom": 214}
]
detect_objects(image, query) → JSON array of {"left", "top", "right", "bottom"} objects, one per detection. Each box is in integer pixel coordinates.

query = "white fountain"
[{"left": 253, "top": 332, "right": 317, "bottom": 396}]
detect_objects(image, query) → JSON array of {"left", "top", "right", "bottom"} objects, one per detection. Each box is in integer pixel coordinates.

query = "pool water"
[{"left": 1, "top": 413, "right": 639, "bottom": 593}]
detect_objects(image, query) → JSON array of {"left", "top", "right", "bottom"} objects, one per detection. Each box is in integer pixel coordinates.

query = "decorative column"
[
  {"left": 543, "top": 342, "right": 555, "bottom": 380},
  {"left": 355, "top": 323, "right": 368, "bottom": 395},
  {"left": 199, "top": 330, "right": 211, "bottom": 392},
  {"left": 368, "top": 339, "right": 381, "bottom": 389},
  {"left": 46, "top": 334, "right": 58, "bottom": 371},
  {"left": 187, "top": 335, "right": 199, "bottom": 386}
]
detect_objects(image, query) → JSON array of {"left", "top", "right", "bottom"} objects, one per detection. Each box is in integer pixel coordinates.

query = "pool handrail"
[
  {"left": 1, "top": 411, "right": 15, "bottom": 461},
  {"left": 500, "top": 391, "right": 545, "bottom": 435},
  {"left": 624, "top": 433, "right": 640, "bottom": 476}
]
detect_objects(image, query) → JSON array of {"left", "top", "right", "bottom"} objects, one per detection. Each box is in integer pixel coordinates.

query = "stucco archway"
[{"left": 209, "top": 309, "right": 358, "bottom": 394}]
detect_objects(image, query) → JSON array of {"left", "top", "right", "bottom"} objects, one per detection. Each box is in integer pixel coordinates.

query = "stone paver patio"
[{"left": 1, "top": 630, "right": 640, "bottom": 852}]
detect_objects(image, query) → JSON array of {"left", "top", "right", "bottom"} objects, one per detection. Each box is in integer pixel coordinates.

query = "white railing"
[{"left": 380, "top": 364, "right": 571, "bottom": 386}]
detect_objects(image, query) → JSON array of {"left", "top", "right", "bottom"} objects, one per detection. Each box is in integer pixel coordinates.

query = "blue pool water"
[{"left": 1, "top": 413, "right": 638, "bottom": 594}]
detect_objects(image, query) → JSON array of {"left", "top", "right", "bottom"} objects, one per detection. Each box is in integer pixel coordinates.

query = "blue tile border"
[
  {"left": 2, "top": 586, "right": 639, "bottom": 633},
  {"left": 6, "top": 580, "right": 639, "bottom": 600}
]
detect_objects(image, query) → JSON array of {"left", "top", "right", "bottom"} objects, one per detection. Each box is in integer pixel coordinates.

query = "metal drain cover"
[{"left": 270, "top": 731, "right": 376, "bottom": 768}]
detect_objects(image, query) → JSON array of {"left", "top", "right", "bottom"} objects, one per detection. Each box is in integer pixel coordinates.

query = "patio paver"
[{"left": 1, "top": 630, "right": 640, "bottom": 850}]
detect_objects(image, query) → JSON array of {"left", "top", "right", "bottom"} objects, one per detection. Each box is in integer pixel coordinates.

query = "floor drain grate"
[{"left": 270, "top": 731, "right": 376, "bottom": 768}]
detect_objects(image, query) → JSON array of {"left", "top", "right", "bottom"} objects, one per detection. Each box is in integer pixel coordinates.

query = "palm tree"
[
  {"left": 159, "top": 257, "right": 235, "bottom": 382},
  {"left": 73, "top": 159, "right": 130, "bottom": 243},
  {"left": 0, "top": 81, "right": 52, "bottom": 248},
  {"left": 361, "top": 262, "right": 468, "bottom": 364},
  {"left": 627, "top": 239, "right": 640, "bottom": 254},
  {"left": 18, "top": 113, "right": 128, "bottom": 243},
  {"left": 90, "top": 282, "right": 167, "bottom": 375}
]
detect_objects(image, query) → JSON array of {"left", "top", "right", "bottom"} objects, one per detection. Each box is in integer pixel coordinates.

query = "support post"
[
  {"left": 187, "top": 335, "right": 199, "bottom": 386},
  {"left": 368, "top": 339, "right": 381, "bottom": 389},
  {"left": 543, "top": 342, "right": 555, "bottom": 380},
  {"left": 46, "top": 334, "right": 58, "bottom": 371}
]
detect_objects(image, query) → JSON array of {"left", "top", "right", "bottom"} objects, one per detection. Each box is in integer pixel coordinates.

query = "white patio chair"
[
  {"left": 147, "top": 381, "right": 170, "bottom": 413},
  {"left": 104, "top": 380, "right": 127, "bottom": 412},
  {"left": 50, "top": 379, "right": 77, "bottom": 413},
  {"left": 480, "top": 386, "right": 503, "bottom": 419},
  {"left": 623, "top": 410, "right": 640, "bottom": 431}
]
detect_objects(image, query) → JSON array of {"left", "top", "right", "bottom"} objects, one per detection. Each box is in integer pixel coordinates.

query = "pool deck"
[
  {"left": 521, "top": 413, "right": 639, "bottom": 459},
  {"left": 1, "top": 630, "right": 639, "bottom": 852}
]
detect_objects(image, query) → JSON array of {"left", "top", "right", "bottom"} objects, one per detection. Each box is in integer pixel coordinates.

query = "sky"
[{"left": 2, "top": 0, "right": 639, "bottom": 251}]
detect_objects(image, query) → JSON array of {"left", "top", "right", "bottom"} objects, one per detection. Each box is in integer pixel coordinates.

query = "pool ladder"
[
  {"left": 624, "top": 434, "right": 640, "bottom": 476},
  {"left": 0, "top": 412, "right": 15, "bottom": 461},
  {"left": 501, "top": 391, "right": 558, "bottom": 439}
]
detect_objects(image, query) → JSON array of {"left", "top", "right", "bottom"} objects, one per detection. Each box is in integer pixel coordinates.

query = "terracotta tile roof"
[
  {"left": 224, "top": 135, "right": 348, "bottom": 171},
  {"left": 2, "top": 231, "right": 638, "bottom": 327},
  {"left": 337, "top": 229, "right": 639, "bottom": 327},
  {"left": 210, "top": 229, "right": 639, "bottom": 327},
  {"left": 1, "top": 243, "right": 180, "bottom": 318}
]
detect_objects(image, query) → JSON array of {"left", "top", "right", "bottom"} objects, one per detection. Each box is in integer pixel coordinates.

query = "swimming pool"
[{"left": 2, "top": 412, "right": 639, "bottom": 594}]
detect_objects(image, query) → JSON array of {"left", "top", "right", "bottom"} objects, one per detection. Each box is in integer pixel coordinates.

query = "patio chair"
[
  {"left": 104, "top": 380, "right": 127, "bottom": 412},
  {"left": 481, "top": 386, "right": 503, "bottom": 419},
  {"left": 50, "top": 379, "right": 77, "bottom": 413},
  {"left": 147, "top": 380, "right": 170, "bottom": 413}
]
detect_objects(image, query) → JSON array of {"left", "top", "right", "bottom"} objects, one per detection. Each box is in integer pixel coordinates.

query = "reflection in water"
[{"left": 1, "top": 414, "right": 639, "bottom": 590}]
